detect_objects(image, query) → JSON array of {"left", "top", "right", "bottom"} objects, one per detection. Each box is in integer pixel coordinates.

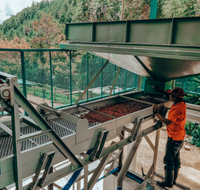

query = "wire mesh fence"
[
  {"left": 0, "top": 49, "right": 145, "bottom": 110},
  {"left": 175, "top": 77, "right": 200, "bottom": 95}
]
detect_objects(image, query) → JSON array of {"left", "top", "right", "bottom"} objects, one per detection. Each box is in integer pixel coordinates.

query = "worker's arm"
[
  {"left": 155, "top": 113, "right": 172, "bottom": 126},
  {"left": 153, "top": 105, "right": 172, "bottom": 126},
  {"left": 153, "top": 86, "right": 169, "bottom": 96}
]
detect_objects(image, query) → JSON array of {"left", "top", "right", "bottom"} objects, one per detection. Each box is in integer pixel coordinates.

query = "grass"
[{"left": 18, "top": 85, "right": 101, "bottom": 106}]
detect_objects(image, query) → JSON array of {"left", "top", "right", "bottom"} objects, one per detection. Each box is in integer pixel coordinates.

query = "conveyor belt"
[{"left": 0, "top": 118, "right": 76, "bottom": 159}]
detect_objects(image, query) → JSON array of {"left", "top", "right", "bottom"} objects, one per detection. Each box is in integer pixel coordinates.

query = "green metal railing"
[{"left": 0, "top": 49, "right": 145, "bottom": 109}]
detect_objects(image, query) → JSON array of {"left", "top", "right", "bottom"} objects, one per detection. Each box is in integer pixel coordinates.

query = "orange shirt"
[{"left": 167, "top": 101, "right": 186, "bottom": 141}]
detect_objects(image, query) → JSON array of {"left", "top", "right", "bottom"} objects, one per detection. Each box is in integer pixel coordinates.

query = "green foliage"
[
  {"left": 161, "top": 0, "right": 198, "bottom": 18},
  {"left": 186, "top": 122, "right": 200, "bottom": 147},
  {"left": 185, "top": 121, "right": 198, "bottom": 136},
  {"left": 1, "top": 0, "right": 200, "bottom": 43},
  {"left": 0, "top": 0, "right": 78, "bottom": 42},
  {"left": 0, "top": 0, "right": 153, "bottom": 42}
]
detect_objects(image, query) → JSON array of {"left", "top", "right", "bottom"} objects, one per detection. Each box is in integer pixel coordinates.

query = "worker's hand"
[
  {"left": 152, "top": 104, "right": 158, "bottom": 113},
  {"left": 154, "top": 113, "right": 160, "bottom": 121}
]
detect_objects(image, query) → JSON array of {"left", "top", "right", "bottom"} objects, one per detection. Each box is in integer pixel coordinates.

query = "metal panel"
[
  {"left": 95, "top": 22, "right": 126, "bottom": 42},
  {"left": 66, "top": 23, "right": 93, "bottom": 42},
  {"left": 63, "top": 17, "right": 200, "bottom": 81},
  {"left": 91, "top": 53, "right": 149, "bottom": 77},
  {"left": 128, "top": 20, "right": 171, "bottom": 44},
  {"left": 65, "top": 17, "right": 200, "bottom": 46},
  {"left": 138, "top": 56, "right": 200, "bottom": 80},
  {"left": 173, "top": 17, "right": 200, "bottom": 45}
]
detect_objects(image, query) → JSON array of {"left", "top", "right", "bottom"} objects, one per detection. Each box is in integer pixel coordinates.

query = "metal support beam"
[
  {"left": 21, "top": 51, "right": 27, "bottom": 97},
  {"left": 118, "top": 130, "right": 124, "bottom": 168},
  {"left": 117, "top": 138, "right": 142, "bottom": 189},
  {"left": 53, "top": 183, "right": 62, "bottom": 190},
  {"left": 109, "top": 67, "right": 121, "bottom": 97},
  {"left": 39, "top": 152, "right": 55, "bottom": 187},
  {"left": 138, "top": 76, "right": 142, "bottom": 91},
  {"left": 28, "top": 153, "right": 48, "bottom": 190},
  {"left": 77, "top": 181, "right": 81, "bottom": 190},
  {"left": 96, "top": 130, "right": 109, "bottom": 158},
  {"left": 84, "top": 166, "right": 88, "bottom": 190},
  {"left": 20, "top": 113, "right": 41, "bottom": 131},
  {"left": 172, "top": 80, "right": 176, "bottom": 88},
  {"left": 75, "top": 60, "right": 109, "bottom": 105},
  {"left": 28, "top": 101, "right": 61, "bottom": 116},
  {"left": 152, "top": 129, "right": 160, "bottom": 177},
  {"left": 119, "top": 95, "right": 153, "bottom": 105},
  {"left": 150, "top": 0, "right": 158, "bottom": 19},
  {"left": 90, "top": 131, "right": 103, "bottom": 161},
  {"left": 70, "top": 51, "right": 72, "bottom": 104},
  {"left": 128, "top": 117, "right": 143, "bottom": 142},
  {"left": 88, "top": 153, "right": 113, "bottom": 190},
  {"left": 74, "top": 157, "right": 115, "bottom": 183},
  {"left": 0, "top": 122, "right": 12, "bottom": 136},
  {"left": 121, "top": 0, "right": 124, "bottom": 20},
  {"left": 144, "top": 163, "right": 154, "bottom": 180},
  {"left": 11, "top": 103, "right": 22, "bottom": 190},
  {"left": 48, "top": 167, "right": 54, "bottom": 190},
  {"left": 36, "top": 122, "right": 162, "bottom": 188},
  {"left": 144, "top": 135, "right": 156, "bottom": 153},
  {"left": 143, "top": 127, "right": 162, "bottom": 180},
  {"left": 49, "top": 51, "right": 54, "bottom": 108},
  {"left": 105, "top": 150, "right": 122, "bottom": 177}
]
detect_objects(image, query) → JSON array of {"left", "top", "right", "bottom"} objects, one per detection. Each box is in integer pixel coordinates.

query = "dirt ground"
[{"left": 135, "top": 128, "right": 200, "bottom": 190}]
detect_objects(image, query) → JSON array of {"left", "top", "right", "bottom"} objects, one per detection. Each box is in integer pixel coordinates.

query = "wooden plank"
[
  {"left": 144, "top": 135, "right": 156, "bottom": 152},
  {"left": 152, "top": 129, "right": 161, "bottom": 179},
  {"left": 75, "top": 60, "right": 109, "bottom": 105},
  {"left": 53, "top": 183, "right": 62, "bottom": 190},
  {"left": 144, "top": 163, "right": 154, "bottom": 180},
  {"left": 109, "top": 67, "right": 121, "bottom": 97}
]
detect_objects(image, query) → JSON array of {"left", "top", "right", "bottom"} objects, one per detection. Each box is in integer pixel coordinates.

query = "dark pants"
[{"left": 164, "top": 136, "right": 184, "bottom": 171}]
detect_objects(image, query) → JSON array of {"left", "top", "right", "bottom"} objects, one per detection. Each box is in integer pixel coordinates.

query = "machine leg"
[
  {"left": 48, "top": 167, "right": 54, "bottom": 190},
  {"left": 39, "top": 151, "right": 55, "bottom": 187},
  {"left": 117, "top": 138, "right": 142, "bottom": 189},
  {"left": 118, "top": 130, "right": 124, "bottom": 168},
  {"left": 152, "top": 129, "right": 160, "bottom": 179},
  {"left": 77, "top": 181, "right": 81, "bottom": 190},
  {"left": 84, "top": 166, "right": 88, "bottom": 190},
  {"left": 11, "top": 103, "right": 23, "bottom": 190},
  {"left": 88, "top": 153, "right": 113, "bottom": 190}
]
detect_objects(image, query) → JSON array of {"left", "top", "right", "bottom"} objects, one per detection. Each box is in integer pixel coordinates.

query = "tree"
[
  {"left": 162, "top": 0, "right": 197, "bottom": 18},
  {"left": 31, "top": 14, "right": 64, "bottom": 48}
]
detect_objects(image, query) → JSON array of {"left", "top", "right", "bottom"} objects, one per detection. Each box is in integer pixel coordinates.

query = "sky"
[{"left": 0, "top": 0, "right": 42, "bottom": 24}]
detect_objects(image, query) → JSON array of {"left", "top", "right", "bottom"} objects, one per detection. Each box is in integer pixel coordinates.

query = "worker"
[{"left": 153, "top": 87, "right": 186, "bottom": 188}]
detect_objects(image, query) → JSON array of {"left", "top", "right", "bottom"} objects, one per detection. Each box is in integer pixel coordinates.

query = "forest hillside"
[{"left": 0, "top": 0, "right": 199, "bottom": 47}]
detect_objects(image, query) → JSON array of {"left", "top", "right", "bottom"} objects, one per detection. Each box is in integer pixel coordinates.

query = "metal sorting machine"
[{"left": 1, "top": 17, "right": 200, "bottom": 190}]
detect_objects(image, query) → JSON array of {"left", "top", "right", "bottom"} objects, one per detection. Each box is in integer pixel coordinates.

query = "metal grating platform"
[{"left": 0, "top": 118, "right": 76, "bottom": 158}]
